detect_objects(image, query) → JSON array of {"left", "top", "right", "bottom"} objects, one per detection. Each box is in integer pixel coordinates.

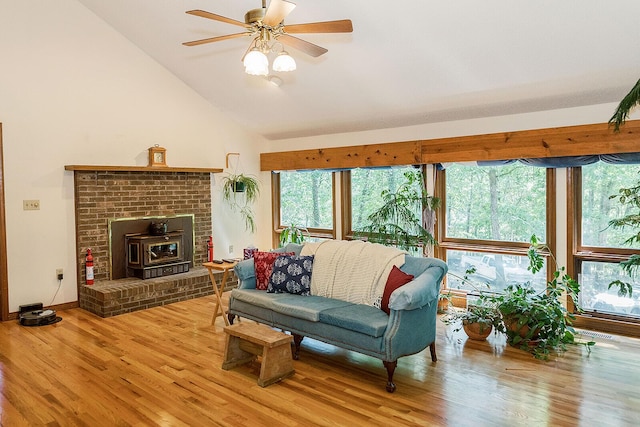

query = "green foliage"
[
  {"left": 356, "top": 170, "right": 439, "bottom": 253},
  {"left": 606, "top": 172, "right": 640, "bottom": 297},
  {"left": 609, "top": 78, "right": 640, "bottom": 132},
  {"left": 279, "top": 224, "right": 308, "bottom": 246},
  {"left": 582, "top": 163, "right": 640, "bottom": 248},
  {"left": 441, "top": 300, "right": 500, "bottom": 334},
  {"left": 280, "top": 171, "right": 333, "bottom": 229},
  {"left": 446, "top": 235, "right": 595, "bottom": 359},
  {"left": 485, "top": 236, "right": 595, "bottom": 359},
  {"left": 445, "top": 163, "right": 546, "bottom": 243},
  {"left": 221, "top": 173, "right": 260, "bottom": 233}
]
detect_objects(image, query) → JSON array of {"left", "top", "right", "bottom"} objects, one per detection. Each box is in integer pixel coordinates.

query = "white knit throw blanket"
[{"left": 301, "top": 240, "right": 406, "bottom": 308}]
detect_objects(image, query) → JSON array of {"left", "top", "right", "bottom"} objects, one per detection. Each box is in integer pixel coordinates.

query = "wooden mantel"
[{"left": 65, "top": 165, "right": 223, "bottom": 173}]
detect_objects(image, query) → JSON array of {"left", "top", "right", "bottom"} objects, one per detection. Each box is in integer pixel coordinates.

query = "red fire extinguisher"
[
  {"left": 85, "top": 248, "right": 94, "bottom": 285},
  {"left": 207, "top": 236, "right": 214, "bottom": 262}
]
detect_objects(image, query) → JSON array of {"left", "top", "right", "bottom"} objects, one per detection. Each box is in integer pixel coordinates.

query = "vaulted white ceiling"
[{"left": 77, "top": 0, "right": 640, "bottom": 140}]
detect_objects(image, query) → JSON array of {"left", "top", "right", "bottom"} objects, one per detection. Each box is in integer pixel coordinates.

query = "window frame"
[
  {"left": 435, "top": 166, "right": 557, "bottom": 303},
  {"left": 568, "top": 167, "right": 640, "bottom": 333},
  {"left": 340, "top": 165, "right": 427, "bottom": 241},
  {"left": 271, "top": 171, "right": 337, "bottom": 247}
]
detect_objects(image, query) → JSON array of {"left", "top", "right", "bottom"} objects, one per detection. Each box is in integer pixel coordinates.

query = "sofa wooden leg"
[
  {"left": 429, "top": 341, "right": 437, "bottom": 362},
  {"left": 228, "top": 314, "right": 236, "bottom": 325},
  {"left": 292, "top": 334, "right": 304, "bottom": 360},
  {"left": 382, "top": 360, "right": 397, "bottom": 393}
]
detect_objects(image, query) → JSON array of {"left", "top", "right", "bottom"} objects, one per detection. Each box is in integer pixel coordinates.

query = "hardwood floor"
[{"left": 1, "top": 295, "right": 639, "bottom": 426}]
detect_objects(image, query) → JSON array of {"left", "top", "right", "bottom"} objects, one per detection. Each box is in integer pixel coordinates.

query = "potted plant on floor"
[
  {"left": 437, "top": 292, "right": 452, "bottom": 314},
  {"left": 221, "top": 173, "right": 260, "bottom": 233},
  {"left": 485, "top": 235, "right": 594, "bottom": 359},
  {"left": 442, "top": 300, "right": 499, "bottom": 341}
]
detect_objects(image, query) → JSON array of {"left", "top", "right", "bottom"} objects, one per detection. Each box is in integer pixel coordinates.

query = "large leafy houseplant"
[
  {"left": 356, "top": 170, "right": 439, "bottom": 254},
  {"left": 221, "top": 173, "right": 260, "bottom": 233},
  {"left": 444, "top": 236, "right": 597, "bottom": 359},
  {"left": 485, "top": 235, "right": 594, "bottom": 359}
]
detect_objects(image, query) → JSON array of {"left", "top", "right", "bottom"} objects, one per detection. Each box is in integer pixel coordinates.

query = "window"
[
  {"left": 575, "top": 163, "right": 640, "bottom": 317},
  {"left": 445, "top": 163, "right": 547, "bottom": 243},
  {"left": 347, "top": 166, "right": 422, "bottom": 233},
  {"left": 273, "top": 170, "right": 335, "bottom": 244},
  {"left": 438, "top": 163, "right": 552, "bottom": 294}
]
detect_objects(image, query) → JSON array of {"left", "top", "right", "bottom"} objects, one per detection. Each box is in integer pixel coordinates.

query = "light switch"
[{"left": 23, "top": 200, "right": 40, "bottom": 210}]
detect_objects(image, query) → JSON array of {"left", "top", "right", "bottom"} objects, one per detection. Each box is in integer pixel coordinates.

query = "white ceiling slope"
[{"left": 77, "top": 0, "right": 640, "bottom": 140}]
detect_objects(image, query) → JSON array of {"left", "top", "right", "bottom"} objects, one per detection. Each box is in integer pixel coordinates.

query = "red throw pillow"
[
  {"left": 253, "top": 251, "right": 294, "bottom": 290},
  {"left": 381, "top": 265, "right": 414, "bottom": 314}
]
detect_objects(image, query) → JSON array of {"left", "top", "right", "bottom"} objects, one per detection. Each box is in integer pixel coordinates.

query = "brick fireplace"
[{"left": 66, "top": 166, "right": 237, "bottom": 317}]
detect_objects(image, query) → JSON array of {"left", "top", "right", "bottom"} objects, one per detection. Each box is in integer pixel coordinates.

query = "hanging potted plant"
[{"left": 221, "top": 173, "right": 260, "bottom": 233}]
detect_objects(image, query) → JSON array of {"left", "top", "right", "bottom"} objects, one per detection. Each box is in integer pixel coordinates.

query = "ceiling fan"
[{"left": 183, "top": 0, "right": 353, "bottom": 75}]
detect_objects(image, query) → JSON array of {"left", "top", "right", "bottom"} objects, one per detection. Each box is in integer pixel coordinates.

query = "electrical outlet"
[
  {"left": 56, "top": 268, "right": 63, "bottom": 281},
  {"left": 23, "top": 200, "right": 40, "bottom": 210},
  {"left": 228, "top": 245, "right": 233, "bottom": 254}
]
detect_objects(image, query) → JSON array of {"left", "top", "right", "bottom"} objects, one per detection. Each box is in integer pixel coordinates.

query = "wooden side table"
[
  {"left": 222, "top": 322, "right": 294, "bottom": 387},
  {"left": 203, "top": 261, "right": 237, "bottom": 326}
]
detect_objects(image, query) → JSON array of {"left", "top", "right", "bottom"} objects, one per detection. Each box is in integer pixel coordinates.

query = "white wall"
[
  {"left": 0, "top": 1, "right": 269, "bottom": 312},
  {"left": 266, "top": 103, "right": 626, "bottom": 152}
]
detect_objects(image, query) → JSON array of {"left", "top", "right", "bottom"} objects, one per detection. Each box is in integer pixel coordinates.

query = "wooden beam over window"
[
  {"left": 261, "top": 120, "right": 640, "bottom": 171},
  {"left": 261, "top": 141, "right": 422, "bottom": 171}
]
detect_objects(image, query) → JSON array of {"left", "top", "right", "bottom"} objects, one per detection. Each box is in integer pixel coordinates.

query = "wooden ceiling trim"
[
  {"left": 260, "top": 141, "right": 422, "bottom": 171},
  {"left": 421, "top": 121, "right": 640, "bottom": 164},
  {"left": 261, "top": 120, "right": 640, "bottom": 171}
]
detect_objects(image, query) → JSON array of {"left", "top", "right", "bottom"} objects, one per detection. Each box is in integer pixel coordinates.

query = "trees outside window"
[
  {"left": 439, "top": 163, "right": 550, "bottom": 294},
  {"left": 280, "top": 171, "right": 333, "bottom": 229},
  {"left": 274, "top": 170, "right": 335, "bottom": 243},
  {"left": 349, "top": 167, "right": 422, "bottom": 233},
  {"left": 577, "top": 163, "right": 640, "bottom": 317}
]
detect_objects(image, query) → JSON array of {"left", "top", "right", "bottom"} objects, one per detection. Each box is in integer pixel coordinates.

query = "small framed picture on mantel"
[{"left": 148, "top": 145, "right": 167, "bottom": 167}]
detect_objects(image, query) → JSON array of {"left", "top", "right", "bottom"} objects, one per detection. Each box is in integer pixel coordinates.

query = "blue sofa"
[{"left": 229, "top": 242, "right": 448, "bottom": 392}]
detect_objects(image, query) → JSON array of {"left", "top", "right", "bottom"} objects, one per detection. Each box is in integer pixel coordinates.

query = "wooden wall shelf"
[{"left": 65, "top": 165, "right": 223, "bottom": 174}]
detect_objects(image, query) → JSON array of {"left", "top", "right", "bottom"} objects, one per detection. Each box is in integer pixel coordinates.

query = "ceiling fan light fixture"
[
  {"left": 272, "top": 51, "right": 296, "bottom": 72},
  {"left": 243, "top": 48, "right": 269, "bottom": 75}
]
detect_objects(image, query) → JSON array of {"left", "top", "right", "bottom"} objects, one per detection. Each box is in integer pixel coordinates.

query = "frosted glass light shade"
[
  {"left": 244, "top": 49, "right": 269, "bottom": 76},
  {"left": 272, "top": 52, "right": 296, "bottom": 72}
]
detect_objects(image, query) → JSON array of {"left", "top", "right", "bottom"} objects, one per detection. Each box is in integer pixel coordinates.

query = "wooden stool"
[{"left": 222, "top": 323, "right": 294, "bottom": 387}]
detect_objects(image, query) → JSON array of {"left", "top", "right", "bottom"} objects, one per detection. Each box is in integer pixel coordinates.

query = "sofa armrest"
[
  {"left": 234, "top": 258, "right": 256, "bottom": 290},
  {"left": 388, "top": 259, "right": 447, "bottom": 311}
]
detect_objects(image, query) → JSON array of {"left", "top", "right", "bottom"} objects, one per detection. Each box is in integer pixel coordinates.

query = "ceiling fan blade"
[
  {"left": 263, "top": 0, "right": 296, "bottom": 27},
  {"left": 285, "top": 19, "right": 353, "bottom": 34},
  {"left": 186, "top": 10, "right": 248, "bottom": 28},
  {"left": 278, "top": 34, "right": 328, "bottom": 57},
  {"left": 183, "top": 33, "right": 249, "bottom": 47}
]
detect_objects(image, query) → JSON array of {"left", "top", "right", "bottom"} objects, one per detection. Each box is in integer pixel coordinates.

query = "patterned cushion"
[
  {"left": 254, "top": 251, "right": 294, "bottom": 290},
  {"left": 380, "top": 265, "right": 414, "bottom": 314},
  {"left": 267, "top": 255, "right": 314, "bottom": 295}
]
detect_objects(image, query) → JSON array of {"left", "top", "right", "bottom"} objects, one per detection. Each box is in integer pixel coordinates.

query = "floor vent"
[{"left": 576, "top": 329, "right": 615, "bottom": 340}]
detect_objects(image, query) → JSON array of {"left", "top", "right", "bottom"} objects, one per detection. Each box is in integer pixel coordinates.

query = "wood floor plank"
[{"left": 1, "top": 295, "right": 639, "bottom": 426}]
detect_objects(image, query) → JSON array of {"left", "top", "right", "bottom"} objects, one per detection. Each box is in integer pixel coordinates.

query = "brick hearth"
[
  {"left": 69, "top": 168, "right": 236, "bottom": 317},
  {"left": 79, "top": 267, "right": 237, "bottom": 317}
]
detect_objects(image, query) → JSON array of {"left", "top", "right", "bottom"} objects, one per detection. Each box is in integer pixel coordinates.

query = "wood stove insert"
[{"left": 125, "top": 231, "right": 190, "bottom": 279}]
